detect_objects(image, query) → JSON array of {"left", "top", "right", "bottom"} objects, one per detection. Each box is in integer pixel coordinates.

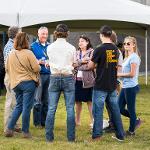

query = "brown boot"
[
  {"left": 4, "top": 129, "right": 14, "bottom": 137},
  {"left": 14, "top": 127, "right": 22, "bottom": 133},
  {"left": 22, "top": 132, "right": 32, "bottom": 138}
]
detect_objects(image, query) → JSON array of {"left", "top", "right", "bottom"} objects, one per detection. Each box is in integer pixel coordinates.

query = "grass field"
[{"left": 0, "top": 76, "right": 150, "bottom": 150}]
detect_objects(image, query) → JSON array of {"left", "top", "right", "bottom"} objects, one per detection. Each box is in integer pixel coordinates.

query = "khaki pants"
[{"left": 4, "top": 73, "right": 19, "bottom": 132}]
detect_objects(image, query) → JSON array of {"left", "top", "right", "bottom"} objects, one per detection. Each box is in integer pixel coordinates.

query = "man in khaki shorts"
[{"left": 3, "top": 26, "right": 21, "bottom": 132}]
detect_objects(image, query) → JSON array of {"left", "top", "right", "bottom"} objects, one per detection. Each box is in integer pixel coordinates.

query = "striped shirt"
[{"left": 3, "top": 38, "right": 14, "bottom": 63}]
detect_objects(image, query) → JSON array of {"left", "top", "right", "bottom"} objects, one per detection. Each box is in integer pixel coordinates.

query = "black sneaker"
[
  {"left": 126, "top": 130, "right": 135, "bottom": 137},
  {"left": 112, "top": 135, "right": 124, "bottom": 142},
  {"left": 103, "top": 125, "right": 115, "bottom": 133}
]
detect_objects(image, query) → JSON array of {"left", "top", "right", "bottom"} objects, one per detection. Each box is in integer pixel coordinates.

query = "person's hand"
[
  {"left": 117, "top": 73, "right": 123, "bottom": 77},
  {"left": 45, "top": 62, "right": 50, "bottom": 68},
  {"left": 81, "top": 57, "right": 90, "bottom": 64},
  {"left": 81, "top": 60, "right": 88, "bottom": 64},
  {"left": 38, "top": 59, "right": 45, "bottom": 65}
]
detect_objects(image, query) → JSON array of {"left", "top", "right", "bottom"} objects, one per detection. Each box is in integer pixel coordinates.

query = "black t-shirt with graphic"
[{"left": 91, "top": 43, "right": 118, "bottom": 92}]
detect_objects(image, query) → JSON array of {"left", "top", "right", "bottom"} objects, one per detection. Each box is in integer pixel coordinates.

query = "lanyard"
[
  {"left": 79, "top": 50, "right": 82, "bottom": 60},
  {"left": 79, "top": 50, "right": 91, "bottom": 60},
  {"left": 41, "top": 45, "right": 48, "bottom": 60}
]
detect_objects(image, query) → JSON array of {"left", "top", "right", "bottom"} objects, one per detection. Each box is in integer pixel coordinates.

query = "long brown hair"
[
  {"left": 14, "top": 32, "right": 29, "bottom": 50},
  {"left": 78, "top": 35, "right": 93, "bottom": 50},
  {"left": 110, "top": 30, "right": 117, "bottom": 44}
]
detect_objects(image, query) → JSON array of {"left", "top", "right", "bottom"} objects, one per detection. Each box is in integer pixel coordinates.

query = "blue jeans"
[
  {"left": 8, "top": 80, "right": 36, "bottom": 133},
  {"left": 33, "top": 74, "right": 50, "bottom": 126},
  {"left": 118, "top": 85, "right": 140, "bottom": 132},
  {"left": 105, "top": 97, "right": 114, "bottom": 127},
  {"left": 92, "top": 89, "right": 124, "bottom": 139},
  {"left": 45, "top": 75, "right": 75, "bottom": 141}
]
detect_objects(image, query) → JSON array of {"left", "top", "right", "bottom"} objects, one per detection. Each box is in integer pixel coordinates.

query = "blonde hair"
[{"left": 124, "top": 36, "right": 140, "bottom": 58}]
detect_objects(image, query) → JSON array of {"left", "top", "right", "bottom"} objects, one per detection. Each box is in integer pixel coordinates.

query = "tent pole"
[
  {"left": 17, "top": 13, "right": 20, "bottom": 27},
  {"left": 145, "top": 29, "right": 148, "bottom": 85}
]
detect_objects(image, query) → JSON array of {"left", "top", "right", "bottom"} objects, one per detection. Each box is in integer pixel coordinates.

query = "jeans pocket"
[
  {"left": 64, "top": 77, "right": 75, "bottom": 91},
  {"left": 49, "top": 78, "right": 59, "bottom": 91}
]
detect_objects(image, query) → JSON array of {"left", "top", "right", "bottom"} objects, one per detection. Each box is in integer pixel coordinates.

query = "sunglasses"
[{"left": 123, "top": 42, "right": 131, "bottom": 46}]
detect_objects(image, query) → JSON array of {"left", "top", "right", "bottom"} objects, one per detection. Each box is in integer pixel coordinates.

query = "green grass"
[{"left": 0, "top": 76, "right": 150, "bottom": 150}]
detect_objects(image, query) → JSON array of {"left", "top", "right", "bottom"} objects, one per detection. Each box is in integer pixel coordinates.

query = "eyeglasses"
[{"left": 123, "top": 42, "right": 131, "bottom": 46}]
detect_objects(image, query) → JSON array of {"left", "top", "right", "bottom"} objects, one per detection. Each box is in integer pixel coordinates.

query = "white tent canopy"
[
  {"left": 0, "top": 0, "right": 19, "bottom": 27},
  {"left": 18, "top": 0, "right": 150, "bottom": 27},
  {"left": 0, "top": 0, "right": 150, "bottom": 27}
]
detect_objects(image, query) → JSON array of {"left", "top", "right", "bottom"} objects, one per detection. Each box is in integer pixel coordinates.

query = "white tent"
[
  {"left": 0, "top": 0, "right": 18, "bottom": 27},
  {"left": 0, "top": 0, "right": 149, "bottom": 84},
  {"left": 0, "top": 0, "right": 150, "bottom": 27},
  {"left": 19, "top": 0, "right": 150, "bottom": 28}
]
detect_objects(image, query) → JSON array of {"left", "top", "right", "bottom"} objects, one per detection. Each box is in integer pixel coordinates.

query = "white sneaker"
[
  {"left": 103, "top": 119, "right": 109, "bottom": 129},
  {"left": 112, "top": 135, "right": 124, "bottom": 142}
]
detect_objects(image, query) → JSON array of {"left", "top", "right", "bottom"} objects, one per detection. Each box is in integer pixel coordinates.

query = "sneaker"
[
  {"left": 22, "top": 132, "right": 32, "bottom": 138},
  {"left": 112, "top": 135, "right": 124, "bottom": 142},
  {"left": 35, "top": 125, "right": 43, "bottom": 129},
  {"left": 103, "top": 125, "right": 115, "bottom": 133},
  {"left": 135, "top": 118, "right": 142, "bottom": 130},
  {"left": 126, "top": 130, "right": 135, "bottom": 137},
  {"left": 4, "top": 129, "right": 14, "bottom": 137}
]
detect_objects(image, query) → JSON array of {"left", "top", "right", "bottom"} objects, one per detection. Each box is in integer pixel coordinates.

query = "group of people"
[{"left": 2, "top": 23, "right": 142, "bottom": 142}]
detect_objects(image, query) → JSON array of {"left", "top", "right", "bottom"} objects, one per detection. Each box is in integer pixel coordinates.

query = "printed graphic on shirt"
[
  {"left": 106, "top": 50, "right": 118, "bottom": 63},
  {"left": 91, "top": 43, "right": 118, "bottom": 92}
]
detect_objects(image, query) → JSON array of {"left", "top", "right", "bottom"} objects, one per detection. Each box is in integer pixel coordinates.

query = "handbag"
[{"left": 14, "top": 51, "right": 40, "bottom": 86}]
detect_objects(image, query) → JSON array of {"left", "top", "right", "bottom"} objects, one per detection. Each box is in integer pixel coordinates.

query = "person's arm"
[
  {"left": 5, "top": 57, "right": 9, "bottom": 73},
  {"left": 31, "top": 44, "right": 45, "bottom": 65},
  {"left": 72, "top": 50, "right": 84, "bottom": 68},
  {"left": 117, "top": 63, "right": 137, "bottom": 78},
  {"left": 28, "top": 51, "right": 41, "bottom": 73},
  {"left": 77, "top": 60, "right": 96, "bottom": 71},
  {"left": 3, "top": 44, "right": 13, "bottom": 64},
  {"left": 73, "top": 59, "right": 87, "bottom": 68},
  {"left": 74, "top": 49, "right": 96, "bottom": 70},
  {"left": 85, "top": 47, "right": 100, "bottom": 70}
]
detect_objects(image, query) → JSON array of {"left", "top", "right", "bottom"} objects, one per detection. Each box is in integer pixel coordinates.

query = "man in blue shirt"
[{"left": 31, "top": 27, "right": 50, "bottom": 128}]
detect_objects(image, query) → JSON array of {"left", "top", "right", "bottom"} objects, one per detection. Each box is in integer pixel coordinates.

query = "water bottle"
[{"left": 41, "top": 57, "right": 46, "bottom": 63}]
